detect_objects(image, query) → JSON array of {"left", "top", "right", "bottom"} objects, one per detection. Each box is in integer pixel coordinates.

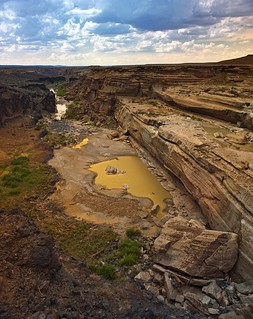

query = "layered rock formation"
[
  {"left": 65, "top": 62, "right": 253, "bottom": 281},
  {"left": 0, "top": 69, "right": 56, "bottom": 124},
  {"left": 154, "top": 217, "right": 238, "bottom": 278},
  {"left": 116, "top": 103, "right": 253, "bottom": 280},
  {"left": 66, "top": 64, "right": 253, "bottom": 129}
]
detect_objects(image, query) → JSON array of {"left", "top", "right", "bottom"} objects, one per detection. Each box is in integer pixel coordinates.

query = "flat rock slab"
[{"left": 154, "top": 216, "right": 238, "bottom": 278}]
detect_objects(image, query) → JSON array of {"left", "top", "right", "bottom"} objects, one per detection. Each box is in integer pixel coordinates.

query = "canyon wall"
[
  {"left": 0, "top": 70, "right": 56, "bottom": 125},
  {"left": 115, "top": 105, "right": 253, "bottom": 280},
  {"left": 66, "top": 63, "right": 253, "bottom": 280}
]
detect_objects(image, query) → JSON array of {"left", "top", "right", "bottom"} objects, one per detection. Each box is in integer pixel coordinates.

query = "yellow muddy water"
[
  {"left": 89, "top": 156, "right": 171, "bottom": 213},
  {"left": 73, "top": 138, "right": 89, "bottom": 149}
]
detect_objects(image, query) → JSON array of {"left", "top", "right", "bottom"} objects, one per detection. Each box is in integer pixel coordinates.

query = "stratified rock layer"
[
  {"left": 116, "top": 104, "right": 253, "bottom": 280},
  {"left": 154, "top": 217, "right": 238, "bottom": 278},
  {"left": 65, "top": 63, "right": 253, "bottom": 280},
  {"left": 0, "top": 70, "right": 56, "bottom": 124}
]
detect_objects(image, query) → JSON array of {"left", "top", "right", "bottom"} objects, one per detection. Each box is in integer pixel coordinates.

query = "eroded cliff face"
[
  {"left": 66, "top": 64, "right": 253, "bottom": 129},
  {"left": 115, "top": 102, "right": 253, "bottom": 280},
  {"left": 0, "top": 70, "right": 56, "bottom": 124},
  {"left": 67, "top": 63, "right": 253, "bottom": 280}
]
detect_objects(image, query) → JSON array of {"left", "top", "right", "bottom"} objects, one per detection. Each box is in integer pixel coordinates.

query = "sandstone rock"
[
  {"left": 105, "top": 165, "right": 126, "bottom": 175},
  {"left": 175, "top": 294, "right": 185, "bottom": 304},
  {"left": 202, "top": 280, "right": 223, "bottom": 303},
  {"left": 135, "top": 271, "right": 151, "bottom": 283},
  {"left": 237, "top": 293, "right": 253, "bottom": 304},
  {"left": 208, "top": 308, "right": 220, "bottom": 315},
  {"left": 164, "top": 272, "right": 177, "bottom": 301},
  {"left": 218, "top": 311, "right": 245, "bottom": 319},
  {"left": 150, "top": 204, "right": 160, "bottom": 215},
  {"left": 235, "top": 280, "right": 253, "bottom": 295},
  {"left": 214, "top": 132, "right": 224, "bottom": 138},
  {"left": 184, "top": 291, "right": 215, "bottom": 315},
  {"left": 116, "top": 103, "right": 253, "bottom": 280},
  {"left": 110, "top": 131, "right": 119, "bottom": 138},
  {"left": 154, "top": 217, "right": 238, "bottom": 278}
]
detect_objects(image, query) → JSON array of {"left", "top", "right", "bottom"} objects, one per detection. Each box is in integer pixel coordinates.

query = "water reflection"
[{"left": 89, "top": 156, "right": 171, "bottom": 213}]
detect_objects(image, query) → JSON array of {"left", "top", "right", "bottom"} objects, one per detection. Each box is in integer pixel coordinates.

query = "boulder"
[
  {"left": 164, "top": 272, "right": 177, "bottom": 300},
  {"left": 235, "top": 280, "right": 253, "bottom": 295},
  {"left": 154, "top": 217, "right": 238, "bottom": 278},
  {"left": 184, "top": 291, "right": 217, "bottom": 315},
  {"left": 202, "top": 280, "right": 223, "bottom": 303},
  {"left": 105, "top": 165, "right": 126, "bottom": 175}
]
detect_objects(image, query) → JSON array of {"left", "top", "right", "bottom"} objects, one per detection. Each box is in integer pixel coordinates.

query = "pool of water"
[
  {"left": 89, "top": 155, "right": 171, "bottom": 213},
  {"left": 73, "top": 138, "right": 89, "bottom": 149}
]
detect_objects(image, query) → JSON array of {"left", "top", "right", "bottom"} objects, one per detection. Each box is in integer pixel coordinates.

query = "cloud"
[{"left": 0, "top": 0, "right": 252, "bottom": 65}]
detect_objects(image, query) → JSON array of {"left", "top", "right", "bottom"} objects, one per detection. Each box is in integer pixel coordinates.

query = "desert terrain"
[{"left": 0, "top": 56, "right": 253, "bottom": 318}]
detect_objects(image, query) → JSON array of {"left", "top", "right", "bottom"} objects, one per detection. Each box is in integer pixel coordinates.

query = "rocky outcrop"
[
  {"left": 66, "top": 64, "right": 253, "bottom": 129},
  {"left": 63, "top": 63, "right": 253, "bottom": 280},
  {"left": 116, "top": 104, "right": 253, "bottom": 280},
  {"left": 153, "top": 217, "right": 238, "bottom": 278},
  {"left": 0, "top": 71, "right": 56, "bottom": 125},
  {"left": 0, "top": 209, "right": 204, "bottom": 319}
]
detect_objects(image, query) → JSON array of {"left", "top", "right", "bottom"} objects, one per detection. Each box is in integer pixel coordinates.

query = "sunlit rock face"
[
  {"left": 153, "top": 216, "right": 238, "bottom": 278},
  {"left": 64, "top": 62, "right": 253, "bottom": 280},
  {"left": 116, "top": 104, "right": 253, "bottom": 280}
]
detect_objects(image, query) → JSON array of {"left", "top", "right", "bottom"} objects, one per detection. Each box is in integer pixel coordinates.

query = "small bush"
[
  {"left": 117, "top": 238, "right": 142, "bottom": 266},
  {"left": 119, "top": 239, "right": 142, "bottom": 257},
  {"left": 148, "top": 100, "right": 158, "bottom": 106},
  {"left": 11, "top": 156, "right": 29, "bottom": 166},
  {"left": 120, "top": 253, "right": 137, "bottom": 266},
  {"left": 96, "top": 264, "right": 116, "bottom": 280},
  {"left": 126, "top": 228, "right": 141, "bottom": 239},
  {"left": 9, "top": 189, "right": 21, "bottom": 196},
  {"left": 65, "top": 103, "right": 82, "bottom": 120}
]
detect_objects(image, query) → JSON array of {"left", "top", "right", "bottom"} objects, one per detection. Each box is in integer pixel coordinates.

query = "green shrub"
[
  {"left": 148, "top": 100, "right": 158, "bottom": 106},
  {"left": 120, "top": 253, "right": 137, "bottom": 266},
  {"left": 11, "top": 156, "right": 29, "bottom": 166},
  {"left": 119, "top": 239, "right": 142, "bottom": 257},
  {"left": 96, "top": 264, "right": 116, "bottom": 280},
  {"left": 65, "top": 103, "right": 82, "bottom": 120},
  {"left": 117, "top": 238, "right": 142, "bottom": 266},
  {"left": 3, "top": 166, "right": 31, "bottom": 188},
  {"left": 126, "top": 228, "right": 141, "bottom": 239}
]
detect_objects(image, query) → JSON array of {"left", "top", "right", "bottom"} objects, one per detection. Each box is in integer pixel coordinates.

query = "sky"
[{"left": 0, "top": 0, "right": 253, "bottom": 65}]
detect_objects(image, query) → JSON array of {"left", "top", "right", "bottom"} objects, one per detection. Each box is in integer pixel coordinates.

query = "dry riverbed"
[{"left": 49, "top": 124, "right": 203, "bottom": 236}]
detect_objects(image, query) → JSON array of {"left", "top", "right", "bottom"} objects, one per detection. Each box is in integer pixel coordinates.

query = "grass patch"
[
  {"left": 65, "top": 102, "right": 83, "bottom": 120},
  {"left": 42, "top": 219, "right": 118, "bottom": 265},
  {"left": 11, "top": 156, "right": 29, "bottom": 166},
  {"left": 96, "top": 265, "right": 116, "bottom": 280},
  {"left": 148, "top": 100, "right": 159, "bottom": 106},
  {"left": 43, "top": 132, "right": 76, "bottom": 147},
  {"left": 126, "top": 227, "right": 141, "bottom": 239},
  {"left": 0, "top": 159, "right": 57, "bottom": 211},
  {"left": 118, "top": 238, "right": 142, "bottom": 266},
  {"left": 55, "top": 82, "right": 66, "bottom": 97}
]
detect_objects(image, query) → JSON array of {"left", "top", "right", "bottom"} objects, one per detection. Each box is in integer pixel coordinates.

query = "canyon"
[
  {"left": 65, "top": 58, "right": 253, "bottom": 280},
  {"left": 0, "top": 56, "right": 253, "bottom": 318}
]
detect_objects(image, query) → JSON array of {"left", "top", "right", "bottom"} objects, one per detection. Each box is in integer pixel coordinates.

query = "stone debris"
[
  {"left": 214, "top": 132, "right": 224, "bottom": 138},
  {"left": 134, "top": 262, "right": 252, "bottom": 318},
  {"left": 235, "top": 280, "right": 253, "bottom": 295},
  {"left": 164, "top": 272, "right": 177, "bottom": 301},
  {"left": 105, "top": 165, "right": 126, "bottom": 175}
]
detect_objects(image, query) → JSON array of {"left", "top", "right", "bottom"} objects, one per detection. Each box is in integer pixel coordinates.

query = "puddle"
[
  {"left": 203, "top": 125, "right": 229, "bottom": 138},
  {"left": 89, "top": 156, "right": 171, "bottom": 214},
  {"left": 73, "top": 138, "right": 89, "bottom": 149}
]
